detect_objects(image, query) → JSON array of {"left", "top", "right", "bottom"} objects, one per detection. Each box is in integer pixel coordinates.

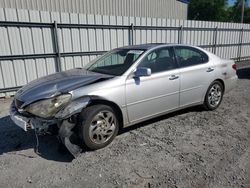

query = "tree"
[
  {"left": 229, "top": 0, "right": 250, "bottom": 23},
  {"left": 188, "top": 0, "right": 250, "bottom": 23},
  {"left": 188, "top": 0, "right": 229, "bottom": 21},
  {"left": 244, "top": 8, "right": 250, "bottom": 23}
]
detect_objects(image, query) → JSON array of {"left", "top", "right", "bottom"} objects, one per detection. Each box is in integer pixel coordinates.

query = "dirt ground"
[{"left": 0, "top": 62, "right": 250, "bottom": 188}]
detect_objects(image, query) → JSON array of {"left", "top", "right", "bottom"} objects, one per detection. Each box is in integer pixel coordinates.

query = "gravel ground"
[{"left": 0, "top": 62, "right": 250, "bottom": 188}]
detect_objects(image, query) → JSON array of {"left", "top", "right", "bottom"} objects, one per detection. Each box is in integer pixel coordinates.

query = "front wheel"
[
  {"left": 79, "top": 105, "right": 119, "bottom": 150},
  {"left": 203, "top": 81, "right": 224, "bottom": 110}
]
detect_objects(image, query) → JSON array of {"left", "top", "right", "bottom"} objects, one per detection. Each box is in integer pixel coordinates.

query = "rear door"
[{"left": 174, "top": 46, "right": 215, "bottom": 107}]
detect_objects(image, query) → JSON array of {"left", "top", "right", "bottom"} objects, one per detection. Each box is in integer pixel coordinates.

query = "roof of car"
[
  {"left": 117, "top": 43, "right": 206, "bottom": 53},
  {"left": 118, "top": 43, "right": 170, "bottom": 50}
]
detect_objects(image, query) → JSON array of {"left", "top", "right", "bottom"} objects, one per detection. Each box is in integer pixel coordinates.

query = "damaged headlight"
[{"left": 26, "top": 94, "right": 72, "bottom": 118}]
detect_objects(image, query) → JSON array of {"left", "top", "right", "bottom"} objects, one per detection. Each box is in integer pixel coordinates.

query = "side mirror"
[{"left": 134, "top": 67, "right": 151, "bottom": 77}]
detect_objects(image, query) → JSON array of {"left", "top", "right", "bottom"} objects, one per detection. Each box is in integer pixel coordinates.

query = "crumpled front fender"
[{"left": 55, "top": 96, "right": 91, "bottom": 119}]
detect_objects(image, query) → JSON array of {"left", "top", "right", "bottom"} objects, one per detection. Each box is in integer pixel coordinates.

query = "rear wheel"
[
  {"left": 203, "top": 81, "right": 224, "bottom": 110},
  {"left": 79, "top": 105, "right": 119, "bottom": 150}
]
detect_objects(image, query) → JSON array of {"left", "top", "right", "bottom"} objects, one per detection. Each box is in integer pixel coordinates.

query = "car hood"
[{"left": 15, "top": 68, "right": 113, "bottom": 107}]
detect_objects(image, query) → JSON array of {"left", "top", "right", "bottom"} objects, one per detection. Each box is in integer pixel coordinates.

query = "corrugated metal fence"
[
  {"left": 0, "top": 0, "right": 188, "bottom": 20},
  {"left": 1, "top": 8, "right": 250, "bottom": 97}
]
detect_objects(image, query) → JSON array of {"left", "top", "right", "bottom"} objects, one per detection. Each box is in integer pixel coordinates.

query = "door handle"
[
  {"left": 169, "top": 75, "right": 179, "bottom": 80},
  {"left": 206, "top": 67, "right": 214, "bottom": 72}
]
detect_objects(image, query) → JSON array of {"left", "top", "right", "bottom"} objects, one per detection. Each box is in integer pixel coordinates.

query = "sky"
[{"left": 228, "top": 0, "right": 250, "bottom": 6}]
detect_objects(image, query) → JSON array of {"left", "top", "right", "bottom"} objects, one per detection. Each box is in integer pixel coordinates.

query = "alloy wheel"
[
  {"left": 208, "top": 83, "right": 222, "bottom": 108},
  {"left": 89, "top": 111, "right": 116, "bottom": 144}
]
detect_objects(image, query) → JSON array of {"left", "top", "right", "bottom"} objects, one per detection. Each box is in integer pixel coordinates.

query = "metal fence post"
[
  {"left": 178, "top": 25, "right": 183, "bottom": 44},
  {"left": 128, "top": 24, "right": 134, "bottom": 45},
  {"left": 237, "top": 27, "right": 244, "bottom": 62},
  {"left": 212, "top": 26, "right": 218, "bottom": 54},
  {"left": 52, "top": 21, "right": 61, "bottom": 72}
]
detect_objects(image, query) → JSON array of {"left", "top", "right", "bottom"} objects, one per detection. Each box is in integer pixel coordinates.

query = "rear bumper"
[
  {"left": 224, "top": 75, "right": 238, "bottom": 93},
  {"left": 9, "top": 101, "right": 56, "bottom": 132}
]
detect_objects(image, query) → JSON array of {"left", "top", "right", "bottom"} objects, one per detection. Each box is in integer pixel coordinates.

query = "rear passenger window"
[
  {"left": 138, "top": 47, "right": 177, "bottom": 73},
  {"left": 175, "top": 47, "right": 208, "bottom": 68}
]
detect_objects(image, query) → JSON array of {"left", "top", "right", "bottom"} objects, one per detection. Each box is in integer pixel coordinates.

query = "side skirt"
[{"left": 123, "top": 101, "right": 203, "bottom": 128}]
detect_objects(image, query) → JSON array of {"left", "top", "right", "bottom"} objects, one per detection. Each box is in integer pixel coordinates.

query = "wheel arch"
[
  {"left": 86, "top": 96, "right": 124, "bottom": 129},
  {"left": 213, "top": 79, "right": 225, "bottom": 92},
  {"left": 203, "top": 78, "right": 225, "bottom": 111},
  {"left": 202, "top": 78, "right": 225, "bottom": 105}
]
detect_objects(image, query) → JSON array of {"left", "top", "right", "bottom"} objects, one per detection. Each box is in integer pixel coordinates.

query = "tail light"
[{"left": 232, "top": 63, "right": 237, "bottom": 70}]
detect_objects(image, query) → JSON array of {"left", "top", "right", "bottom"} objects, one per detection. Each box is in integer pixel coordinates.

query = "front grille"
[{"left": 15, "top": 99, "right": 24, "bottom": 109}]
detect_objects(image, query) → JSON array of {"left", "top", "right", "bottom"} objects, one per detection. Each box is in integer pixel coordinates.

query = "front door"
[{"left": 125, "top": 47, "right": 180, "bottom": 123}]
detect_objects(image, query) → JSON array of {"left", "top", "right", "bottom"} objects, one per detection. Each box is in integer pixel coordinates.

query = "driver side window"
[{"left": 138, "top": 47, "right": 177, "bottom": 74}]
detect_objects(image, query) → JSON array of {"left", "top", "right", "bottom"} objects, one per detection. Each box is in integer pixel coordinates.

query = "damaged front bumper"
[
  {"left": 10, "top": 96, "right": 90, "bottom": 132},
  {"left": 10, "top": 101, "right": 83, "bottom": 158},
  {"left": 10, "top": 101, "right": 56, "bottom": 132}
]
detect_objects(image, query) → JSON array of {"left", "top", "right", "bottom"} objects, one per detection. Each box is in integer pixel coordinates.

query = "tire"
[
  {"left": 203, "top": 81, "right": 224, "bottom": 110},
  {"left": 79, "top": 104, "right": 119, "bottom": 150}
]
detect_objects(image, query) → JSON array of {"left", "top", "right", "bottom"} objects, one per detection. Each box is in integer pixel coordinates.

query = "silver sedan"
[{"left": 10, "top": 44, "right": 238, "bottom": 157}]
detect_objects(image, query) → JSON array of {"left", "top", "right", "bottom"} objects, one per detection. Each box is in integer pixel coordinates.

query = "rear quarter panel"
[
  {"left": 219, "top": 59, "right": 238, "bottom": 93},
  {"left": 209, "top": 52, "right": 238, "bottom": 93}
]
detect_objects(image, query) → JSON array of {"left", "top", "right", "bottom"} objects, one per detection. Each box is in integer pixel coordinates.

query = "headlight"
[{"left": 26, "top": 94, "right": 72, "bottom": 118}]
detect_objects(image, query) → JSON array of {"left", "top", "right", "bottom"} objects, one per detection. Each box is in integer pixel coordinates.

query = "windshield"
[{"left": 85, "top": 49, "right": 145, "bottom": 76}]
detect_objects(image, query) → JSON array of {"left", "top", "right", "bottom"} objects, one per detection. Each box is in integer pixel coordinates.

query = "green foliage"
[
  {"left": 229, "top": 0, "right": 250, "bottom": 22},
  {"left": 188, "top": 0, "right": 250, "bottom": 23},
  {"left": 188, "top": 0, "right": 229, "bottom": 21},
  {"left": 245, "top": 8, "right": 250, "bottom": 22}
]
